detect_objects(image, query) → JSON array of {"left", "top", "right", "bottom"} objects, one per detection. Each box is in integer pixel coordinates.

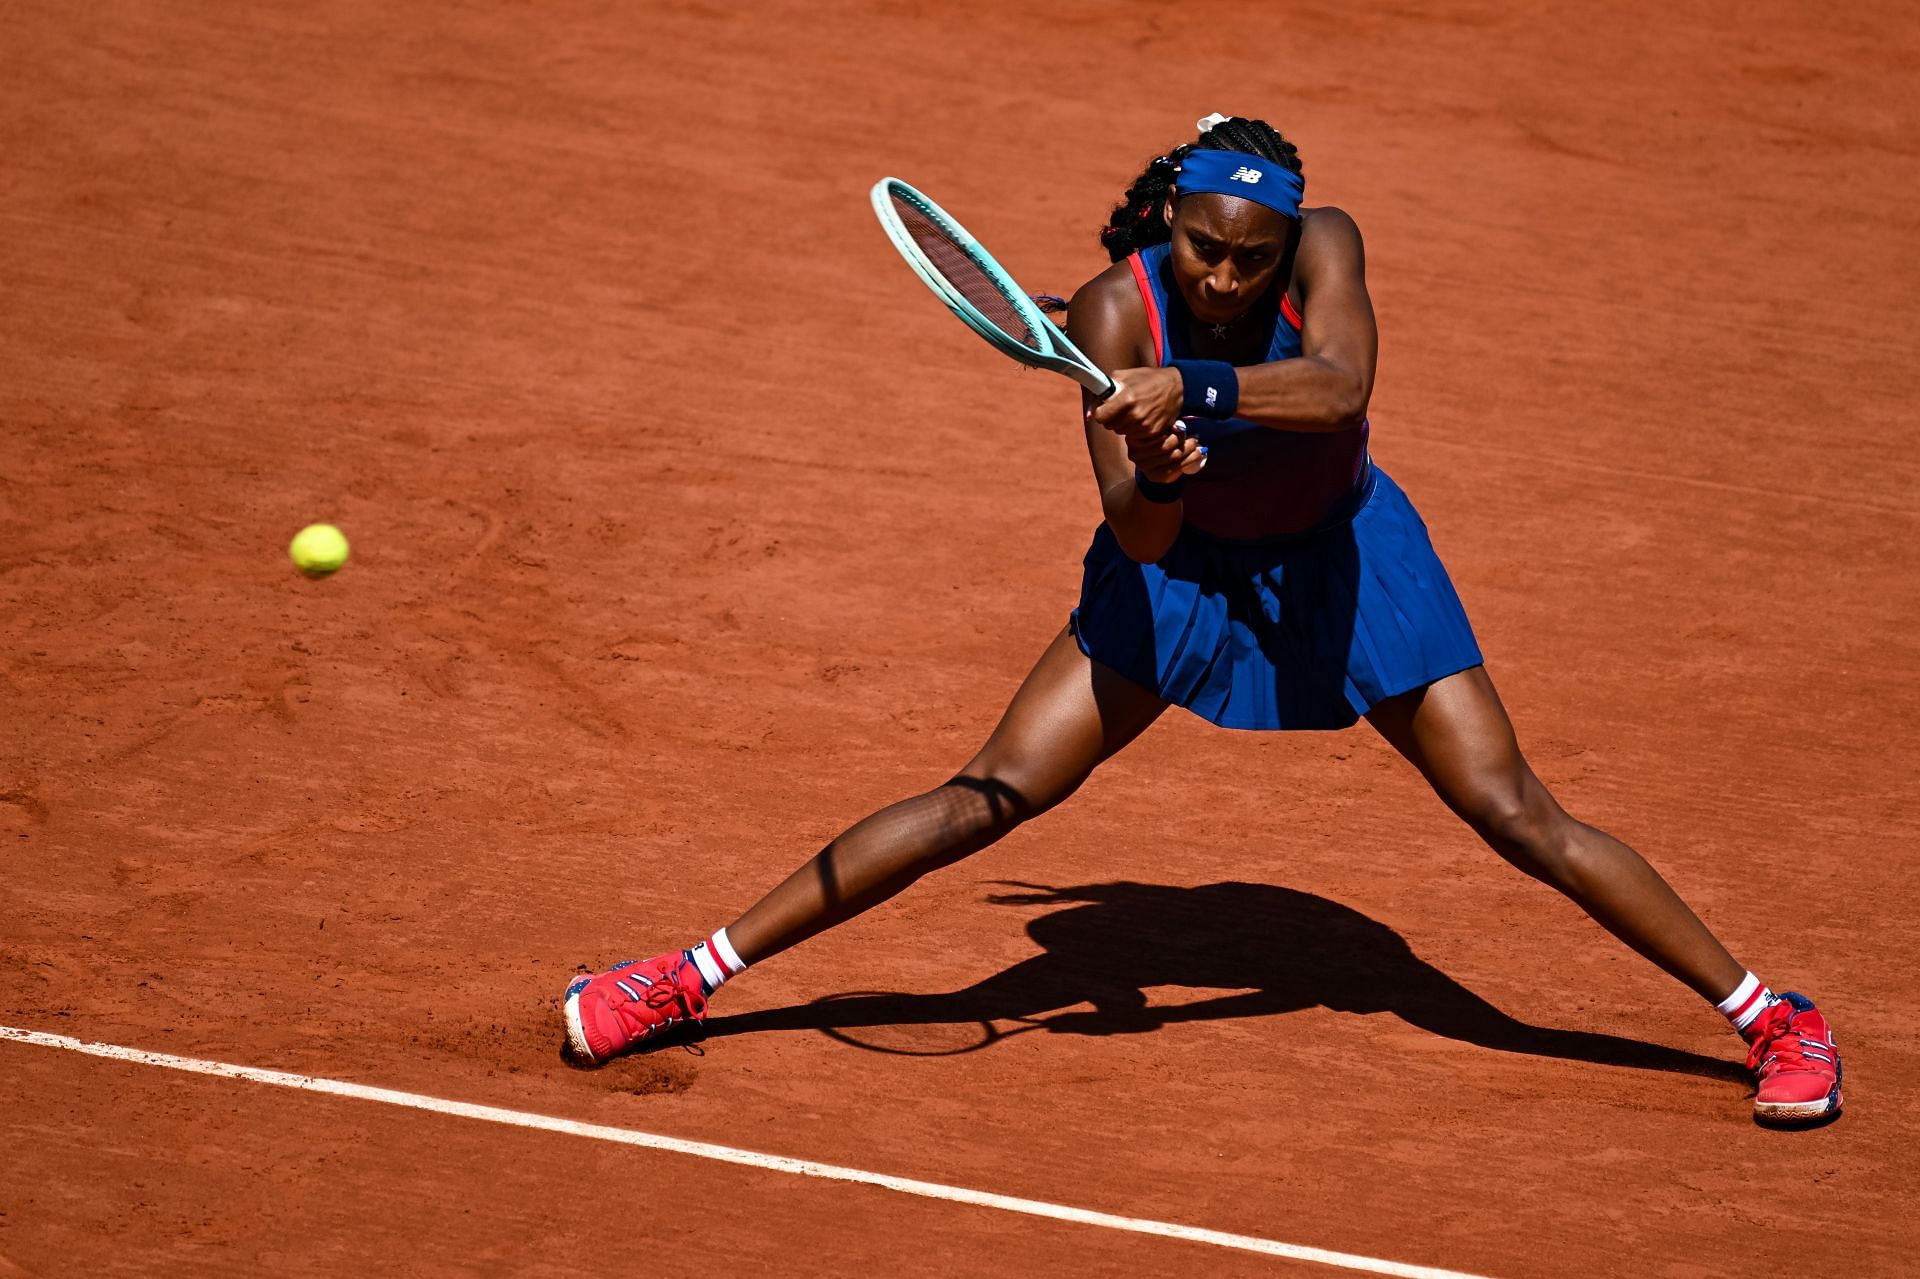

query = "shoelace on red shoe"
[
  {"left": 614, "top": 960, "right": 704, "bottom": 1042},
  {"left": 1745, "top": 1003, "right": 1834, "bottom": 1078}
]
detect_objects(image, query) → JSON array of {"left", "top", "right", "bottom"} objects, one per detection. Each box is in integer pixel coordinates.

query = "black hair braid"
[
  {"left": 1096, "top": 143, "right": 1195, "bottom": 263},
  {"left": 1098, "top": 116, "right": 1303, "bottom": 263}
]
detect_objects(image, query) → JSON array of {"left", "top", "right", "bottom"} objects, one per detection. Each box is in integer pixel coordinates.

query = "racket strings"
[{"left": 890, "top": 194, "right": 1042, "bottom": 351}]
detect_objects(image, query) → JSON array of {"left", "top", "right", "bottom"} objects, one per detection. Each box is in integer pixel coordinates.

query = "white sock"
[
  {"left": 686, "top": 927, "right": 748, "bottom": 996},
  {"left": 1715, "top": 971, "right": 1778, "bottom": 1037}
]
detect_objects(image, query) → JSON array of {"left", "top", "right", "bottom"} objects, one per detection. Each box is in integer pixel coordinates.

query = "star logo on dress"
[{"left": 1228, "top": 166, "right": 1262, "bottom": 184}]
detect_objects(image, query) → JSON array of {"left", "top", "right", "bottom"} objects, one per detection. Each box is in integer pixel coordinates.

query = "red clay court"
[{"left": 3, "top": 3, "right": 1917, "bottom": 1274}]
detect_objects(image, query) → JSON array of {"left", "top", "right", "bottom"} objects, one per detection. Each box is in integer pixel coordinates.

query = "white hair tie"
[{"left": 1195, "top": 112, "right": 1230, "bottom": 133}]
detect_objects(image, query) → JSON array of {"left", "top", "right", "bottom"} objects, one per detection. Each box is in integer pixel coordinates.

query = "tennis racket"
[{"left": 870, "top": 177, "right": 1115, "bottom": 399}]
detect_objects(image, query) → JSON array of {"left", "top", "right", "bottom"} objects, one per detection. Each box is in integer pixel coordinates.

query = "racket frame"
[{"left": 871, "top": 178, "right": 1115, "bottom": 399}]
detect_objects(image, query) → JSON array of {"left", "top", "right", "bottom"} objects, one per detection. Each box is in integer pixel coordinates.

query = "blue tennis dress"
[{"left": 1069, "top": 243, "right": 1483, "bottom": 731}]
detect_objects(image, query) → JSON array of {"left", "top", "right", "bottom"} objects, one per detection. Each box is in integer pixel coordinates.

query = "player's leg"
[
  {"left": 564, "top": 625, "right": 1171, "bottom": 1062},
  {"left": 1365, "top": 665, "right": 1742, "bottom": 999},
  {"left": 726, "top": 625, "right": 1169, "bottom": 962},
  {"left": 1365, "top": 665, "right": 1841, "bottom": 1121}
]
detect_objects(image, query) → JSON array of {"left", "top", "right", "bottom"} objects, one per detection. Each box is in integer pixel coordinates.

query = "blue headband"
[{"left": 1174, "top": 148, "right": 1304, "bottom": 220}]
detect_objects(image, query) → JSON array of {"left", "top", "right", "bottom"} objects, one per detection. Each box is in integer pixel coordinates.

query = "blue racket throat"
[{"left": 870, "top": 177, "right": 1116, "bottom": 398}]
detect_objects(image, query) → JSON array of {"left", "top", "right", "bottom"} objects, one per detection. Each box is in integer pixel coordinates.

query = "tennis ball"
[{"left": 289, "top": 523, "right": 350, "bottom": 578}]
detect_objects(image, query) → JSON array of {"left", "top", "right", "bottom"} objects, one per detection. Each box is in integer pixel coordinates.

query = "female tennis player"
[{"left": 565, "top": 114, "right": 1842, "bottom": 1124}]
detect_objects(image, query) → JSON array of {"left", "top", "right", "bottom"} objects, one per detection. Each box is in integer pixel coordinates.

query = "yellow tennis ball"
[{"left": 289, "top": 523, "right": 350, "bottom": 578}]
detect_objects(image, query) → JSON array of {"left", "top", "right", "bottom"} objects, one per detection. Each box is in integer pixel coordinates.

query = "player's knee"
[
  {"left": 1463, "top": 786, "right": 1569, "bottom": 880},
  {"left": 947, "top": 766, "right": 1076, "bottom": 831},
  {"left": 1464, "top": 791, "right": 1532, "bottom": 852}
]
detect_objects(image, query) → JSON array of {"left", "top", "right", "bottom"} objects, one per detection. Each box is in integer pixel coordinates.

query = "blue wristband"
[
  {"left": 1134, "top": 468, "right": 1186, "bottom": 503},
  {"left": 1171, "top": 359, "right": 1239, "bottom": 419}
]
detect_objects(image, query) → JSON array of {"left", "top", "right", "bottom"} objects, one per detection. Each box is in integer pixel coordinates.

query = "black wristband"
[
  {"left": 1134, "top": 468, "right": 1186, "bottom": 504},
  {"left": 1171, "top": 359, "right": 1239, "bottom": 419}
]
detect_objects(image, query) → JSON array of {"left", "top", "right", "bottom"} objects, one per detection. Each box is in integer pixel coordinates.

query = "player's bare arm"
[
  {"left": 1235, "top": 206, "right": 1377, "bottom": 429},
  {"left": 1068, "top": 263, "right": 1199, "bottom": 565}
]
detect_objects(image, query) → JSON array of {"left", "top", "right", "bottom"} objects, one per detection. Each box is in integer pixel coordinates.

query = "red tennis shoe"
[
  {"left": 564, "top": 951, "right": 708, "bottom": 1065},
  {"left": 1745, "top": 992, "right": 1843, "bottom": 1125}
]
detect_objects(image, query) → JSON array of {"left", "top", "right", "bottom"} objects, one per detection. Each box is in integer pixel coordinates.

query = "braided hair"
[{"left": 1098, "top": 116, "right": 1303, "bottom": 263}]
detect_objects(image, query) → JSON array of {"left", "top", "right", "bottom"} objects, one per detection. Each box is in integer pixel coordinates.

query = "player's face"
[{"left": 1165, "top": 195, "right": 1293, "bottom": 326}]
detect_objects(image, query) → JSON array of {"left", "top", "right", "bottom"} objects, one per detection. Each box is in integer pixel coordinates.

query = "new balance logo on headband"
[{"left": 1229, "top": 166, "right": 1262, "bottom": 184}]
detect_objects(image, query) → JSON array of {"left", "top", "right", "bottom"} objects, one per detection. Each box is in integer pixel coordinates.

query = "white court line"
[{"left": 1, "top": 1024, "right": 1492, "bottom": 1279}]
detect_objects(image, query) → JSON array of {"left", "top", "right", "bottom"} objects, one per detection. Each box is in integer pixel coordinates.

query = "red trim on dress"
[
  {"left": 1280, "top": 291, "right": 1304, "bottom": 331},
  {"left": 1126, "top": 252, "right": 1167, "bottom": 365}
]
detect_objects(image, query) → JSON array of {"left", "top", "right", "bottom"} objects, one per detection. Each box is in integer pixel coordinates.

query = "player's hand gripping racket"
[{"left": 870, "top": 178, "right": 1116, "bottom": 399}]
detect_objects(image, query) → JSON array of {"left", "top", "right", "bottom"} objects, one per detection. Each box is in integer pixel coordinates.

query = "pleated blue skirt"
[{"left": 1070, "top": 465, "right": 1483, "bottom": 731}]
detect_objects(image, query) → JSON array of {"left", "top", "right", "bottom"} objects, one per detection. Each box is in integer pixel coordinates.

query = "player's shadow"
[{"left": 701, "top": 880, "right": 1748, "bottom": 1085}]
